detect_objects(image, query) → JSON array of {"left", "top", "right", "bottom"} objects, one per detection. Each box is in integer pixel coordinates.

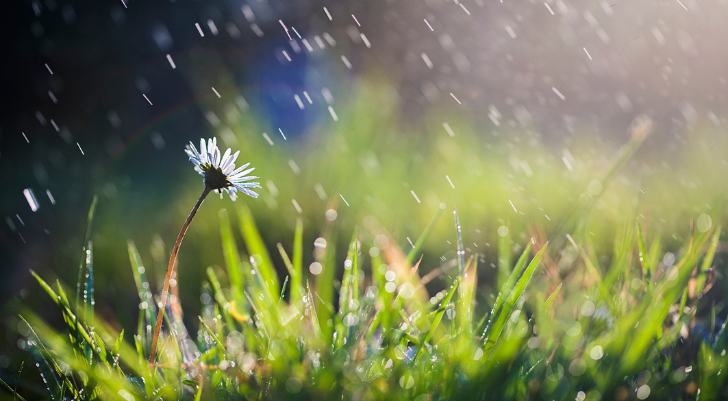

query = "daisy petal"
[
  {"left": 230, "top": 167, "right": 255, "bottom": 179},
  {"left": 231, "top": 163, "right": 251, "bottom": 176},
  {"left": 220, "top": 148, "right": 232, "bottom": 170},
  {"left": 230, "top": 175, "right": 259, "bottom": 183}
]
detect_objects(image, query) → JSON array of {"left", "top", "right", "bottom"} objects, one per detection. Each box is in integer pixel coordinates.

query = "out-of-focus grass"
[
  {"left": 86, "top": 77, "right": 728, "bottom": 314},
  {"left": 4, "top": 77, "right": 728, "bottom": 400}
]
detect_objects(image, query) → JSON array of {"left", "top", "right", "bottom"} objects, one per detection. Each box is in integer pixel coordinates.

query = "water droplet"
[{"left": 309, "top": 262, "right": 323, "bottom": 275}]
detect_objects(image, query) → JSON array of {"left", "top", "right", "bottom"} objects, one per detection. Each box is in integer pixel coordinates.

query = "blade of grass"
[
  {"left": 83, "top": 241, "right": 94, "bottom": 322},
  {"left": 236, "top": 203, "right": 279, "bottom": 296},
  {"left": 457, "top": 255, "right": 477, "bottom": 336},
  {"left": 405, "top": 204, "right": 446, "bottom": 266},
  {"left": 413, "top": 265, "right": 465, "bottom": 362},
  {"left": 696, "top": 226, "right": 721, "bottom": 294},
  {"left": 483, "top": 243, "right": 547, "bottom": 360},
  {"left": 127, "top": 241, "right": 156, "bottom": 330},
  {"left": 219, "top": 209, "right": 245, "bottom": 307},
  {"left": 292, "top": 217, "right": 304, "bottom": 305},
  {"left": 544, "top": 283, "right": 562, "bottom": 310},
  {"left": 482, "top": 242, "right": 532, "bottom": 339},
  {"left": 75, "top": 195, "right": 98, "bottom": 310},
  {"left": 0, "top": 376, "right": 27, "bottom": 401},
  {"left": 637, "top": 222, "right": 649, "bottom": 278}
]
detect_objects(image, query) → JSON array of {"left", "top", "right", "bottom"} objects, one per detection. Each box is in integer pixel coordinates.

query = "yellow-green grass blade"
[
  {"left": 544, "top": 283, "right": 562, "bottom": 310},
  {"left": 405, "top": 204, "right": 446, "bottom": 266},
  {"left": 696, "top": 226, "right": 721, "bottom": 295},
  {"left": 637, "top": 222, "right": 649, "bottom": 278},
  {"left": 219, "top": 209, "right": 245, "bottom": 307},
  {"left": 457, "top": 255, "right": 477, "bottom": 336},
  {"left": 315, "top": 234, "right": 337, "bottom": 341},
  {"left": 127, "top": 240, "right": 156, "bottom": 330},
  {"left": 413, "top": 265, "right": 465, "bottom": 362},
  {"left": 29, "top": 271, "right": 94, "bottom": 348},
  {"left": 482, "top": 242, "right": 532, "bottom": 339},
  {"left": 292, "top": 217, "right": 304, "bottom": 305},
  {"left": 618, "top": 227, "right": 714, "bottom": 374},
  {"left": 236, "top": 202, "right": 280, "bottom": 296},
  {"left": 483, "top": 243, "right": 547, "bottom": 359}
]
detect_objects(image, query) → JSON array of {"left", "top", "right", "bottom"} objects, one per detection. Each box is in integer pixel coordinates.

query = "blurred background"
[{"left": 2, "top": 0, "right": 728, "bottom": 376}]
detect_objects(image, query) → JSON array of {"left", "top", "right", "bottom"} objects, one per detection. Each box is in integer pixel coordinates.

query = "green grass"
[
  {"left": 4, "top": 78, "right": 728, "bottom": 400},
  {"left": 6, "top": 192, "right": 727, "bottom": 400}
]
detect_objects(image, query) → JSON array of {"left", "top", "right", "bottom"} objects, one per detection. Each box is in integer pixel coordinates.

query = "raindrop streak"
[
  {"left": 450, "top": 93, "right": 462, "bottom": 104},
  {"left": 360, "top": 34, "right": 371, "bottom": 48},
  {"left": 351, "top": 14, "right": 361, "bottom": 26},
  {"left": 143, "top": 94, "right": 153, "bottom": 105},
  {"left": 566, "top": 234, "right": 578, "bottom": 248},
  {"left": 552, "top": 87, "right": 566, "bottom": 101},
  {"left": 323, "top": 7, "right": 332, "bottom": 21},
  {"left": 77, "top": 142, "right": 85, "bottom": 155},
  {"left": 22, "top": 132, "right": 29, "bottom": 143},
  {"left": 120, "top": 0, "right": 127, "bottom": 8},
  {"left": 291, "top": 199, "right": 302, "bottom": 214},
  {"left": 460, "top": 3, "right": 471, "bottom": 15},
  {"left": 443, "top": 122, "right": 455, "bottom": 137},
  {"left": 279, "top": 20, "right": 292, "bottom": 40},
  {"left": 294, "top": 94, "right": 304, "bottom": 109},
  {"left": 328, "top": 106, "right": 339, "bottom": 121},
  {"left": 212, "top": 87, "right": 221, "bottom": 98},
  {"left": 509, "top": 200, "right": 518, "bottom": 213},
  {"left": 411, "top": 191, "right": 421, "bottom": 203},
  {"left": 291, "top": 27, "right": 302, "bottom": 40},
  {"left": 583, "top": 47, "right": 592, "bottom": 60},
  {"left": 446, "top": 175, "right": 455, "bottom": 188},
  {"left": 421, "top": 53, "right": 434, "bottom": 69},
  {"left": 262, "top": 133, "right": 274, "bottom": 146},
  {"left": 207, "top": 20, "right": 218, "bottom": 35},
  {"left": 195, "top": 23, "right": 204, "bottom": 37},
  {"left": 341, "top": 56, "right": 352, "bottom": 69},
  {"left": 278, "top": 128, "right": 287, "bottom": 140},
  {"left": 46, "top": 189, "right": 55, "bottom": 205},
  {"left": 166, "top": 54, "right": 176, "bottom": 69},
  {"left": 48, "top": 90, "right": 57, "bottom": 104},
  {"left": 314, "top": 183, "right": 327, "bottom": 200},
  {"left": 544, "top": 2, "right": 555, "bottom": 15},
  {"left": 676, "top": 0, "right": 688, "bottom": 10},
  {"left": 424, "top": 19, "right": 434, "bottom": 31},
  {"left": 23, "top": 189, "right": 40, "bottom": 212},
  {"left": 45, "top": 63, "right": 53, "bottom": 74},
  {"left": 340, "top": 194, "right": 350, "bottom": 207},
  {"left": 288, "top": 159, "right": 301, "bottom": 175}
]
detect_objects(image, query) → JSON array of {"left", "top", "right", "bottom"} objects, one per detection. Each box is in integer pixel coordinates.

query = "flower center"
[{"left": 203, "top": 166, "right": 230, "bottom": 190}]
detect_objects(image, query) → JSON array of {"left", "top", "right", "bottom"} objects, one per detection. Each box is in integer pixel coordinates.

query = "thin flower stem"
[{"left": 149, "top": 186, "right": 211, "bottom": 365}]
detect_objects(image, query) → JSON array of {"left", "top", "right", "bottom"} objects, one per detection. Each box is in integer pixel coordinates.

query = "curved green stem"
[{"left": 149, "top": 186, "right": 211, "bottom": 365}]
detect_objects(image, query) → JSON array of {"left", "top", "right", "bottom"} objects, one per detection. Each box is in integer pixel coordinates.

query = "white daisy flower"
[
  {"left": 185, "top": 137, "right": 261, "bottom": 200},
  {"left": 150, "top": 137, "right": 262, "bottom": 364}
]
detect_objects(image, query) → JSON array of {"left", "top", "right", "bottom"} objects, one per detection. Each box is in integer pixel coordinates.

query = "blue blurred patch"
[{"left": 252, "top": 37, "right": 327, "bottom": 139}]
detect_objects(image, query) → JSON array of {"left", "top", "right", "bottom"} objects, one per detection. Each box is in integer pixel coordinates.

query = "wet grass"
[
  {"left": 3, "top": 81, "right": 728, "bottom": 400},
  {"left": 6, "top": 186, "right": 728, "bottom": 400}
]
